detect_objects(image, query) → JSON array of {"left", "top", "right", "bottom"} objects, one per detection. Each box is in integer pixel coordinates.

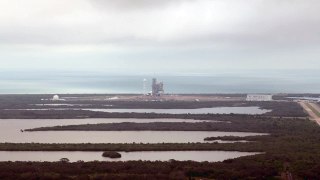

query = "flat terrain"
[
  {"left": 299, "top": 101, "right": 320, "bottom": 125},
  {"left": 62, "top": 94, "right": 246, "bottom": 102},
  {"left": 1, "top": 94, "right": 320, "bottom": 179},
  {"left": 1, "top": 116, "right": 320, "bottom": 179},
  {"left": 0, "top": 94, "right": 307, "bottom": 118}
]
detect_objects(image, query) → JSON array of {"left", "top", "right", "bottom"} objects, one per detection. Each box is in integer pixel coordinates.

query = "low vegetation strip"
[
  {"left": 26, "top": 117, "right": 308, "bottom": 133},
  {"left": 24, "top": 122, "right": 270, "bottom": 132},
  {"left": 0, "top": 158, "right": 290, "bottom": 179},
  {"left": 204, "top": 135, "right": 268, "bottom": 141},
  {"left": 0, "top": 142, "right": 265, "bottom": 152},
  {"left": 24, "top": 117, "right": 311, "bottom": 133}
]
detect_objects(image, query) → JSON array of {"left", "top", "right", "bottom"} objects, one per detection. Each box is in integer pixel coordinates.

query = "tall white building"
[{"left": 246, "top": 94, "right": 273, "bottom": 101}]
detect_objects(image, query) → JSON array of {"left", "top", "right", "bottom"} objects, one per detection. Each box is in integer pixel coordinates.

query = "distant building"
[
  {"left": 152, "top": 78, "right": 164, "bottom": 96},
  {"left": 246, "top": 94, "right": 273, "bottom": 101}
]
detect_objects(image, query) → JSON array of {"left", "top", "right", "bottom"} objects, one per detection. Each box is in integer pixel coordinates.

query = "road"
[{"left": 299, "top": 101, "right": 320, "bottom": 126}]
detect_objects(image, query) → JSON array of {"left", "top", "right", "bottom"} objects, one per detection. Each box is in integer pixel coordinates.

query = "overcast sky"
[{"left": 0, "top": 0, "right": 320, "bottom": 74}]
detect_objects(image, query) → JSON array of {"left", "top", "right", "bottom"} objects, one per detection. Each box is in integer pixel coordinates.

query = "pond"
[
  {"left": 0, "top": 151, "right": 260, "bottom": 162},
  {"left": 0, "top": 119, "right": 267, "bottom": 143},
  {"left": 83, "top": 106, "right": 271, "bottom": 115},
  {"left": 5, "top": 106, "right": 271, "bottom": 115}
]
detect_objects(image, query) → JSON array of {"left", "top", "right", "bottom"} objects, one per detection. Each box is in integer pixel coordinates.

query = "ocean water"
[{"left": 0, "top": 70, "right": 319, "bottom": 94}]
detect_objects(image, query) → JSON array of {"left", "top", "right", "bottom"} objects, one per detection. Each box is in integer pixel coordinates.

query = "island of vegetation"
[
  {"left": 102, "top": 151, "right": 121, "bottom": 158},
  {"left": 24, "top": 116, "right": 302, "bottom": 133}
]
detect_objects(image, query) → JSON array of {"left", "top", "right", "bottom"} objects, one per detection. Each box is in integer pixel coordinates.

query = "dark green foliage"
[
  {"left": 25, "top": 117, "right": 309, "bottom": 133},
  {"left": 102, "top": 151, "right": 121, "bottom": 158}
]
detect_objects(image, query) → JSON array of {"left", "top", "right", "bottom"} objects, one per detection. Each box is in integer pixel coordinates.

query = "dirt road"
[{"left": 299, "top": 101, "right": 320, "bottom": 125}]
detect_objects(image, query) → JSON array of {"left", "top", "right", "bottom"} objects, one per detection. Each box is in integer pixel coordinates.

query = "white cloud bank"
[{"left": 0, "top": 0, "right": 320, "bottom": 72}]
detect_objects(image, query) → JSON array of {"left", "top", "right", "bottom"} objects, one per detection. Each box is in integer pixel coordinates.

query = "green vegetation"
[
  {"left": 102, "top": 151, "right": 121, "bottom": 158},
  {"left": 204, "top": 135, "right": 267, "bottom": 141},
  {"left": 2, "top": 117, "right": 320, "bottom": 179},
  {"left": 0, "top": 160, "right": 279, "bottom": 179},
  {"left": 59, "top": 158, "right": 70, "bottom": 163},
  {"left": 0, "top": 142, "right": 265, "bottom": 152},
  {"left": 0, "top": 94, "right": 319, "bottom": 179},
  {"left": 25, "top": 117, "right": 307, "bottom": 133}
]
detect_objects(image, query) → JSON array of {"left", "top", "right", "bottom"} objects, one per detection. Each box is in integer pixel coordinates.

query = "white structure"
[
  {"left": 143, "top": 78, "right": 147, "bottom": 95},
  {"left": 152, "top": 78, "right": 164, "bottom": 96},
  {"left": 52, "top": 95, "right": 60, "bottom": 101},
  {"left": 246, "top": 94, "right": 273, "bottom": 101}
]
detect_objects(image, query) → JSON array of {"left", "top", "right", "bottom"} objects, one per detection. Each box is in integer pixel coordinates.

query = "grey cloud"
[
  {"left": 90, "top": 0, "right": 194, "bottom": 10},
  {"left": 0, "top": 0, "right": 320, "bottom": 51}
]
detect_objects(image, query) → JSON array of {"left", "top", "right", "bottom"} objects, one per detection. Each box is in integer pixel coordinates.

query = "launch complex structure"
[{"left": 151, "top": 78, "right": 164, "bottom": 96}]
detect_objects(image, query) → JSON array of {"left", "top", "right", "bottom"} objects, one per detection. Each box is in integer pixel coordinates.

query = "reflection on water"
[
  {"left": 4, "top": 106, "right": 271, "bottom": 115},
  {"left": 0, "top": 151, "right": 260, "bottom": 162},
  {"left": 84, "top": 106, "right": 271, "bottom": 115},
  {"left": 0, "top": 119, "right": 267, "bottom": 143}
]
